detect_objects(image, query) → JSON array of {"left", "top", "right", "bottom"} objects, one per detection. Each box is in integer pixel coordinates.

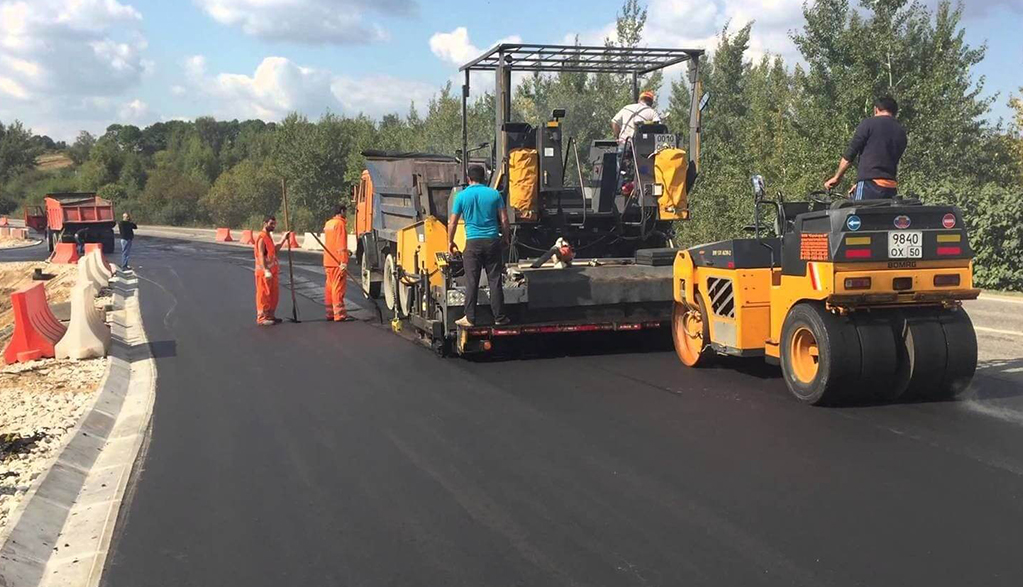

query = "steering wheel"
[{"left": 808, "top": 190, "right": 840, "bottom": 206}]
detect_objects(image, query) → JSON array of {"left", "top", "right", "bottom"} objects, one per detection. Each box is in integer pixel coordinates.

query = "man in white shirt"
[{"left": 611, "top": 90, "right": 660, "bottom": 144}]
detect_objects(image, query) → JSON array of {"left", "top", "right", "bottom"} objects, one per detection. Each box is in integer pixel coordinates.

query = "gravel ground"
[
  {"left": 0, "top": 237, "right": 41, "bottom": 249},
  {"left": 0, "top": 358, "right": 107, "bottom": 531},
  {"left": 0, "top": 261, "right": 110, "bottom": 533}
]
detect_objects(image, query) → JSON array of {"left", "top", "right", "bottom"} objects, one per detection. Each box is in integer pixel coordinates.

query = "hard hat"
[{"left": 640, "top": 90, "right": 655, "bottom": 101}]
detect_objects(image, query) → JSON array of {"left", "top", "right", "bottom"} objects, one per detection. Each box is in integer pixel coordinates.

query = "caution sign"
[{"left": 800, "top": 233, "right": 830, "bottom": 261}]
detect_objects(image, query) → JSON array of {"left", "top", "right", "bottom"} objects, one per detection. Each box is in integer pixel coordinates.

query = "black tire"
[
  {"left": 935, "top": 309, "right": 978, "bottom": 399},
  {"left": 891, "top": 312, "right": 948, "bottom": 401},
  {"left": 780, "top": 302, "right": 862, "bottom": 405},
  {"left": 101, "top": 231, "right": 115, "bottom": 254},
  {"left": 853, "top": 315, "right": 900, "bottom": 401},
  {"left": 360, "top": 249, "right": 381, "bottom": 299}
]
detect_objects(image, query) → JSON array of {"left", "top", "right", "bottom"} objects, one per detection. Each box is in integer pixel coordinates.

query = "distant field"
[{"left": 35, "top": 153, "right": 74, "bottom": 171}]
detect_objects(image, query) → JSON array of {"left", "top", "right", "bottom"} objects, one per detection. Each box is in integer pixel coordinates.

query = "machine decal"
[
  {"left": 706, "top": 277, "right": 735, "bottom": 318},
  {"left": 808, "top": 262, "right": 822, "bottom": 291},
  {"left": 799, "top": 233, "right": 830, "bottom": 261},
  {"left": 894, "top": 215, "right": 912, "bottom": 229},
  {"left": 846, "top": 215, "right": 862, "bottom": 231}
]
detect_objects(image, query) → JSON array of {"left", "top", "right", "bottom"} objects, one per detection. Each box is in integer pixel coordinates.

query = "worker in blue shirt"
[{"left": 447, "top": 165, "right": 510, "bottom": 327}]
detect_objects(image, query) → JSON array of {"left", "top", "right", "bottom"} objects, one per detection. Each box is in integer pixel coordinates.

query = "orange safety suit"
[
  {"left": 323, "top": 215, "right": 349, "bottom": 321},
  {"left": 254, "top": 230, "right": 280, "bottom": 324}
]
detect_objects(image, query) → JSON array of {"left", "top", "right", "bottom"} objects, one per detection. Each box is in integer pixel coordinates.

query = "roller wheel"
[
  {"left": 382, "top": 254, "right": 397, "bottom": 312},
  {"left": 891, "top": 312, "right": 948, "bottom": 401},
  {"left": 360, "top": 249, "right": 380, "bottom": 299},
  {"left": 935, "top": 309, "right": 978, "bottom": 399},
  {"left": 853, "top": 315, "right": 900, "bottom": 401},
  {"left": 397, "top": 276, "right": 413, "bottom": 319},
  {"left": 671, "top": 295, "right": 712, "bottom": 367},
  {"left": 780, "top": 303, "right": 861, "bottom": 405}
]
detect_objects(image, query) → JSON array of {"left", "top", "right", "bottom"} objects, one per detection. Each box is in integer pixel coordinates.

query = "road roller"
[{"left": 671, "top": 176, "right": 980, "bottom": 404}]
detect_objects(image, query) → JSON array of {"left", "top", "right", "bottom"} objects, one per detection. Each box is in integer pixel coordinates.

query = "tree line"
[{"left": 1, "top": 0, "right": 1021, "bottom": 287}]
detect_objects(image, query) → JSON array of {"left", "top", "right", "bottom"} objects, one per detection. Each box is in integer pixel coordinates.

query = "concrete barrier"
[
  {"left": 78, "top": 254, "right": 108, "bottom": 291},
  {"left": 302, "top": 233, "right": 324, "bottom": 251},
  {"left": 55, "top": 282, "right": 110, "bottom": 360},
  {"left": 50, "top": 242, "right": 80, "bottom": 264},
  {"left": 215, "top": 228, "right": 233, "bottom": 242},
  {"left": 348, "top": 234, "right": 356, "bottom": 253},
  {"left": 0, "top": 216, "right": 7, "bottom": 226},
  {"left": 0, "top": 227, "right": 10, "bottom": 237},
  {"left": 2, "top": 283, "right": 68, "bottom": 364},
  {"left": 12, "top": 227, "right": 27, "bottom": 239},
  {"left": 240, "top": 229, "right": 255, "bottom": 244},
  {"left": 90, "top": 249, "right": 114, "bottom": 280}
]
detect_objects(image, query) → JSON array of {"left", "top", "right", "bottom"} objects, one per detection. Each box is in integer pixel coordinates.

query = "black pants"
[
  {"left": 463, "top": 238, "right": 505, "bottom": 324},
  {"left": 853, "top": 180, "right": 897, "bottom": 200}
]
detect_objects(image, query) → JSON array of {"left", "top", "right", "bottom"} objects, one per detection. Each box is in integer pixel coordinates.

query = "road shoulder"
[{"left": 0, "top": 272, "right": 156, "bottom": 587}]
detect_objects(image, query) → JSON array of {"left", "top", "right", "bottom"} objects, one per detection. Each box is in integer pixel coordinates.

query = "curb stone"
[{"left": 0, "top": 272, "right": 156, "bottom": 587}]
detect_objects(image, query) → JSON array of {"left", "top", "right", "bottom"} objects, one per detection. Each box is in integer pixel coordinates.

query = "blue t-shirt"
[{"left": 452, "top": 184, "right": 503, "bottom": 240}]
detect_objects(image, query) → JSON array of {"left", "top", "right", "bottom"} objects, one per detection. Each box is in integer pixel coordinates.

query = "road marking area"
[
  {"left": 975, "top": 326, "right": 1023, "bottom": 338},
  {"left": 979, "top": 294, "right": 1023, "bottom": 305}
]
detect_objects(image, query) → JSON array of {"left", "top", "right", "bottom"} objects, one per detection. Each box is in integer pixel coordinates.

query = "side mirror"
[
  {"left": 699, "top": 93, "right": 711, "bottom": 112},
  {"left": 751, "top": 175, "right": 766, "bottom": 202}
]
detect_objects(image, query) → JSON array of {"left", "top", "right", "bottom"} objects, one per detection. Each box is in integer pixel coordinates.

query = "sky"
[{"left": 0, "top": 0, "right": 1020, "bottom": 141}]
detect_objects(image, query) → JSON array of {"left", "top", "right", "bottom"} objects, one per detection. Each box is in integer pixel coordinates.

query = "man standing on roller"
[
  {"left": 254, "top": 215, "right": 293, "bottom": 326},
  {"left": 825, "top": 96, "right": 907, "bottom": 199}
]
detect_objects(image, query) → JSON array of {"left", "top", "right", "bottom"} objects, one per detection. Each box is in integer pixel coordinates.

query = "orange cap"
[{"left": 639, "top": 90, "right": 655, "bottom": 101}]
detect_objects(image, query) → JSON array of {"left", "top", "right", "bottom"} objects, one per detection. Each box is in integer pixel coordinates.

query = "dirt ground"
[
  {"left": 0, "top": 261, "right": 107, "bottom": 532},
  {"left": 34, "top": 153, "right": 74, "bottom": 171},
  {"left": 0, "top": 262, "right": 76, "bottom": 348},
  {"left": 0, "top": 238, "right": 42, "bottom": 250}
]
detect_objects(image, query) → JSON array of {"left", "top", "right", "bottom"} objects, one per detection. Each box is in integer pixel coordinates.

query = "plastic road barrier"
[
  {"left": 240, "top": 230, "right": 255, "bottom": 245},
  {"left": 303, "top": 233, "right": 324, "bottom": 251},
  {"left": 50, "top": 242, "right": 81, "bottom": 264},
  {"left": 2, "top": 283, "right": 68, "bottom": 364},
  {"left": 215, "top": 228, "right": 233, "bottom": 242}
]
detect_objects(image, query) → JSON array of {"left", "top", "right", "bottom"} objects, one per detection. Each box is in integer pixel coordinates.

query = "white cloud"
[
  {"left": 194, "top": 0, "right": 416, "bottom": 44},
  {"left": 0, "top": 0, "right": 151, "bottom": 136},
  {"left": 118, "top": 98, "right": 149, "bottom": 121},
  {"left": 430, "top": 27, "right": 523, "bottom": 66},
  {"left": 181, "top": 55, "right": 436, "bottom": 121},
  {"left": 331, "top": 75, "right": 436, "bottom": 116}
]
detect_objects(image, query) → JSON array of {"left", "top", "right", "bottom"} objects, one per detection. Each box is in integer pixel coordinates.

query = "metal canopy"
[{"left": 460, "top": 43, "right": 705, "bottom": 76}]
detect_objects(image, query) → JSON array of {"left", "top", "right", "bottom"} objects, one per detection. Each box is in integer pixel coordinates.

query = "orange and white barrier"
[
  {"left": 0, "top": 227, "right": 10, "bottom": 237},
  {"left": 55, "top": 282, "right": 110, "bottom": 360},
  {"left": 50, "top": 242, "right": 80, "bottom": 264},
  {"left": 2, "top": 283, "right": 67, "bottom": 364},
  {"left": 215, "top": 228, "right": 233, "bottom": 242}
]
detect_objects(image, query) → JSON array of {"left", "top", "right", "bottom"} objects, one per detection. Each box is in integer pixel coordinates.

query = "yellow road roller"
[{"left": 672, "top": 176, "right": 979, "bottom": 404}]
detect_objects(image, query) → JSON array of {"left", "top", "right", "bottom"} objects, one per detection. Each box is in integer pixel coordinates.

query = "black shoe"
[{"left": 494, "top": 316, "right": 511, "bottom": 326}]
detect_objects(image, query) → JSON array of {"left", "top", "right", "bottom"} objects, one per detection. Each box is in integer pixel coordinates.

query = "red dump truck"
[{"left": 43, "top": 193, "right": 116, "bottom": 254}]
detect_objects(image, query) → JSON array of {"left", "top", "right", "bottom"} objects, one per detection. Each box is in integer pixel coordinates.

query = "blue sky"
[{"left": 0, "top": 0, "right": 1020, "bottom": 141}]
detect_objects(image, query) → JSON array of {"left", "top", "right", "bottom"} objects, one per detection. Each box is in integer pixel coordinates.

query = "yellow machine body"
[{"left": 396, "top": 217, "right": 465, "bottom": 289}]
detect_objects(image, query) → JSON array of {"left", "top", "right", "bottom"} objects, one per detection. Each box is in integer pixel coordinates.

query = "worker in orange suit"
[
  {"left": 254, "top": 215, "right": 293, "bottom": 326},
  {"left": 322, "top": 205, "right": 351, "bottom": 321}
]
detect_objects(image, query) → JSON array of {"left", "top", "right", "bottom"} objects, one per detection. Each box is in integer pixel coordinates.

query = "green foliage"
[
  {"left": 202, "top": 159, "right": 280, "bottom": 228},
  {"left": 0, "top": 120, "right": 39, "bottom": 183},
  {"left": 141, "top": 166, "right": 209, "bottom": 226}
]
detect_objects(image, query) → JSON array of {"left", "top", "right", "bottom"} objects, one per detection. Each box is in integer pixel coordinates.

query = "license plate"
[{"left": 888, "top": 231, "right": 922, "bottom": 259}]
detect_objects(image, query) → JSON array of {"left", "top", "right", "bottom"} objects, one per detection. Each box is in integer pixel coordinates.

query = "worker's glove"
[{"left": 264, "top": 270, "right": 273, "bottom": 279}]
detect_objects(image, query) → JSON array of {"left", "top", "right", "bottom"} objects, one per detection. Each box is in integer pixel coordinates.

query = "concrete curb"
[
  {"left": 0, "top": 272, "right": 156, "bottom": 587},
  {"left": 0, "top": 240, "right": 43, "bottom": 251}
]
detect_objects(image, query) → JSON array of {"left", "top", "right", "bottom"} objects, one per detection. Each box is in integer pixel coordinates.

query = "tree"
[
  {"left": 141, "top": 166, "right": 209, "bottom": 225},
  {"left": 0, "top": 120, "right": 38, "bottom": 182},
  {"left": 201, "top": 159, "right": 280, "bottom": 228},
  {"left": 69, "top": 131, "right": 96, "bottom": 164}
]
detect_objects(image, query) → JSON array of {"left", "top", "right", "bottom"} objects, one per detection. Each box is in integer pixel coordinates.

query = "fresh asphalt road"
[{"left": 12, "top": 235, "right": 1023, "bottom": 586}]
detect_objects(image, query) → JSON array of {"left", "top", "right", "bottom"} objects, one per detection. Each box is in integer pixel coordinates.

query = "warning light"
[{"left": 845, "top": 249, "right": 872, "bottom": 259}]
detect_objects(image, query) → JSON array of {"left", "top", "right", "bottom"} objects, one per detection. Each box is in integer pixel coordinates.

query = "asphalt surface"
[{"left": 11, "top": 234, "right": 1023, "bottom": 586}]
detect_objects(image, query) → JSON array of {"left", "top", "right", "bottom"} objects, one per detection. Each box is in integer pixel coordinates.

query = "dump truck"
[
  {"left": 43, "top": 193, "right": 116, "bottom": 254},
  {"left": 671, "top": 176, "right": 979, "bottom": 404},
  {"left": 357, "top": 43, "right": 708, "bottom": 355},
  {"left": 23, "top": 205, "right": 46, "bottom": 232}
]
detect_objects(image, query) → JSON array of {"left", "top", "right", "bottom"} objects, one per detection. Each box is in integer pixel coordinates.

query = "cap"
[{"left": 639, "top": 90, "right": 655, "bottom": 101}]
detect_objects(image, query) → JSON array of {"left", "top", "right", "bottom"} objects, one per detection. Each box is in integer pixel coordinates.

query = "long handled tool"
[
  {"left": 281, "top": 178, "right": 300, "bottom": 323},
  {"left": 308, "top": 231, "right": 384, "bottom": 324}
]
